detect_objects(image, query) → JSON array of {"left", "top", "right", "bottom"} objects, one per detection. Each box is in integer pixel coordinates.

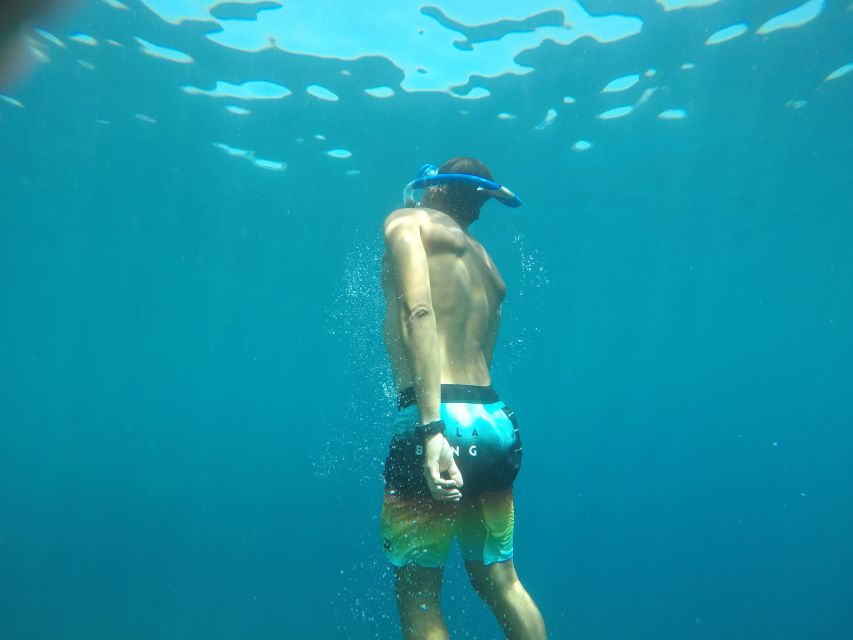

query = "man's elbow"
[{"left": 404, "top": 304, "right": 434, "bottom": 323}]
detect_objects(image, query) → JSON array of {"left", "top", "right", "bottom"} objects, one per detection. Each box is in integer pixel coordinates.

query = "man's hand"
[{"left": 423, "top": 434, "right": 464, "bottom": 502}]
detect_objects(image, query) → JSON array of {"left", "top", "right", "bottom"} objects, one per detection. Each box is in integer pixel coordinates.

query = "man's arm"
[
  {"left": 384, "top": 210, "right": 463, "bottom": 502},
  {"left": 384, "top": 211, "right": 441, "bottom": 424}
]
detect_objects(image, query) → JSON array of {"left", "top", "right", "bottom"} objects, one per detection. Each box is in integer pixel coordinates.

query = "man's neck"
[{"left": 427, "top": 204, "right": 474, "bottom": 232}]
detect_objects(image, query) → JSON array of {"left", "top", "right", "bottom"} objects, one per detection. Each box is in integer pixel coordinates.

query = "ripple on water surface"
[
  {"left": 307, "top": 84, "right": 339, "bottom": 102},
  {"left": 601, "top": 73, "right": 640, "bottom": 93},
  {"left": 183, "top": 80, "right": 292, "bottom": 100},
  {"left": 705, "top": 23, "right": 748, "bottom": 46},
  {"left": 135, "top": 37, "right": 194, "bottom": 64},
  {"left": 757, "top": 0, "right": 825, "bottom": 35}
]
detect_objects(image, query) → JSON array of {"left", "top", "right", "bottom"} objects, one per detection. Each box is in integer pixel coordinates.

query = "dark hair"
[
  {"left": 432, "top": 156, "right": 494, "bottom": 214},
  {"left": 438, "top": 156, "right": 494, "bottom": 181}
]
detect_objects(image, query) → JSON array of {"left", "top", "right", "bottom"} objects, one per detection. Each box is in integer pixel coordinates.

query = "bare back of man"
[
  {"left": 382, "top": 207, "right": 504, "bottom": 392},
  {"left": 380, "top": 200, "right": 547, "bottom": 640}
]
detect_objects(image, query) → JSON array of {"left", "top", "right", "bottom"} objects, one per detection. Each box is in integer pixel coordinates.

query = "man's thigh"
[
  {"left": 457, "top": 490, "right": 515, "bottom": 565},
  {"left": 380, "top": 488, "right": 458, "bottom": 568}
]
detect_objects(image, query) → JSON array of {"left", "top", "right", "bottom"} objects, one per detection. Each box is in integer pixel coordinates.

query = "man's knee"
[
  {"left": 401, "top": 619, "right": 449, "bottom": 640},
  {"left": 466, "top": 561, "right": 520, "bottom": 604},
  {"left": 397, "top": 592, "right": 442, "bottom": 618},
  {"left": 397, "top": 590, "right": 447, "bottom": 640}
]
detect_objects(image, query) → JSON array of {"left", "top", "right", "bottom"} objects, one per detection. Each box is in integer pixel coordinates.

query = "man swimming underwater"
[{"left": 380, "top": 157, "right": 547, "bottom": 639}]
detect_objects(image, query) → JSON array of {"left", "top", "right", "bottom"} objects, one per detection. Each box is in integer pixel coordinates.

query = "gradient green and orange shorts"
[{"left": 379, "top": 384, "right": 522, "bottom": 568}]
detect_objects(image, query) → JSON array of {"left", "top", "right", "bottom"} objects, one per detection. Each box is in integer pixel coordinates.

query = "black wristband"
[{"left": 415, "top": 419, "right": 446, "bottom": 441}]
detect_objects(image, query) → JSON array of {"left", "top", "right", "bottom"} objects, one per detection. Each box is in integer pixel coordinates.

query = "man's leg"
[
  {"left": 465, "top": 559, "right": 547, "bottom": 640},
  {"left": 394, "top": 564, "right": 448, "bottom": 640}
]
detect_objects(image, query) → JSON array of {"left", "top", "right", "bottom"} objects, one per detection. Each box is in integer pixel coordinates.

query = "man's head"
[{"left": 420, "top": 156, "right": 495, "bottom": 227}]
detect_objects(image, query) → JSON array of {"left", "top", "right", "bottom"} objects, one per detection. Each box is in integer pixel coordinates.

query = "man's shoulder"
[
  {"left": 382, "top": 209, "right": 426, "bottom": 254},
  {"left": 383, "top": 207, "right": 421, "bottom": 228},
  {"left": 383, "top": 208, "right": 468, "bottom": 259},
  {"left": 383, "top": 206, "right": 447, "bottom": 225},
  {"left": 383, "top": 207, "right": 452, "bottom": 237},
  {"left": 383, "top": 208, "right": 421, "bottom": 245}
]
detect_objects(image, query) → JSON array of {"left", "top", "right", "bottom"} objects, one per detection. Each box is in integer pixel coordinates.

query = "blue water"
[{"left": 1, "top": 1, "right": 851, "bottom": 638}]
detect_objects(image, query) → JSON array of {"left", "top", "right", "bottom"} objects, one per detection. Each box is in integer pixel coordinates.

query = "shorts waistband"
[{"left": 397, "top": 384, "right": 499, "bottom": 411}]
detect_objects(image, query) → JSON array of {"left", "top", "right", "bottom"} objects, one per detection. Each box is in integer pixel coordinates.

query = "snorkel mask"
[{"left": 402, "top": 163, "right": 523, "bottom": 208}]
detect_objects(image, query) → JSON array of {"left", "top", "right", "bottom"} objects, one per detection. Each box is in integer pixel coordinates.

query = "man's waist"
[{"left": 397, "top": 384, "right": 499, "bottom": 411}]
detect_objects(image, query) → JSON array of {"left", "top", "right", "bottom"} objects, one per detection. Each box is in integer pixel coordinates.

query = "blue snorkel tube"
[{"left": 403, "top": 163, "right": 523, "bottom": 209}]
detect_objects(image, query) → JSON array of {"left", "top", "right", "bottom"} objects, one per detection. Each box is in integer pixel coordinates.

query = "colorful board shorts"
[{"left": 380, "top": 384, "right": 523, "bottom": 568}]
